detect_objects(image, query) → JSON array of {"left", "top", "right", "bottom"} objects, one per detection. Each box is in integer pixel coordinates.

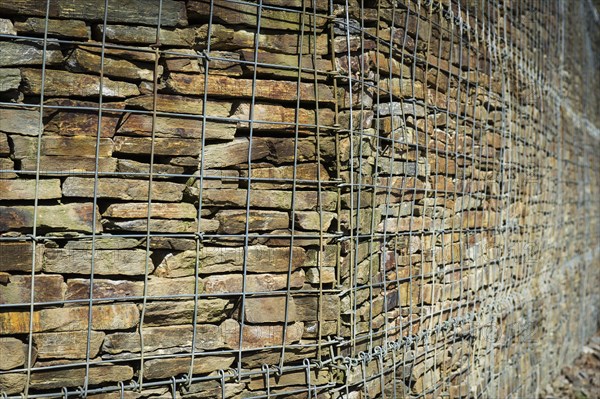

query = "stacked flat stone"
[{"left": 0, "top": 0, "right": 599, "bottom": 398}]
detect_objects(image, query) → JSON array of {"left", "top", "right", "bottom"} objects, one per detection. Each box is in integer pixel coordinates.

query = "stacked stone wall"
[{"left": 0, "top": 0, "right": 599, "bottom": 398}]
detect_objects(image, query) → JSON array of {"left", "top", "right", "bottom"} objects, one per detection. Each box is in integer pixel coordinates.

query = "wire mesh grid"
[{"left": 0, "top": 0, "right": 599, "bottom": 398}]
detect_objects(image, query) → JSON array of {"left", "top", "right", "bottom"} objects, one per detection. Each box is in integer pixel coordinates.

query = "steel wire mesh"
[{"left": 0, "top": 0, "right": 599, "bottom": 398}]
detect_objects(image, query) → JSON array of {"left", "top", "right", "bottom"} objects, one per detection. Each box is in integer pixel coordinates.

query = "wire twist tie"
[
  {"left": 201, "top": 49, "right": 212, "bottom": 62},
  {"left": 26, "top": 233, "right": 40, "bottom": 242}
]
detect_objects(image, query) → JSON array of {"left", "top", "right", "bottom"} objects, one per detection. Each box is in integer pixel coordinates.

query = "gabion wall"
[{"left": 0, "top": 0, "right": 599, "bottom": 398}]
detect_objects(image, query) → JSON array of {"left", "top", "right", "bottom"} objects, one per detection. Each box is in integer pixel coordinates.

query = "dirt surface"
[{"left": 541, "top": 333, "right": 600, "bottom": 399}]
